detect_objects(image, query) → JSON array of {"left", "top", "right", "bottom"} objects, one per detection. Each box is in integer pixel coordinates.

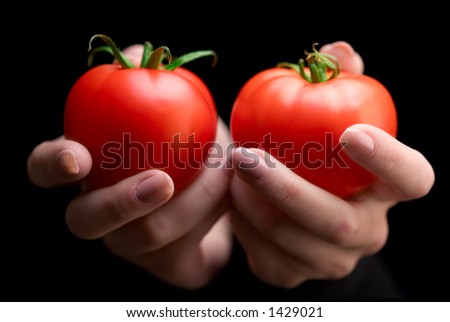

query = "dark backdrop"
[{"left": 5, "top": 17, "right": 448, "bottom": 301}]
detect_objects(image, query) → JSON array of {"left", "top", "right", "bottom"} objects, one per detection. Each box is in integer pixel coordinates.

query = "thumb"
[
  {"left": 113, "top": 44, "right": 144, "bottom": 67},
  {"left": 320, "top": 41, "right": 364, "bottom": 75}
]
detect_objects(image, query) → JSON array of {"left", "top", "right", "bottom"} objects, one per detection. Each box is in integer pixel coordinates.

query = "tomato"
[
  {"left": 64, "top": 35, "right": 217, "bottom": 192},
  {"left": 230, "top": 47, "right": 397, "bottom": 198}
]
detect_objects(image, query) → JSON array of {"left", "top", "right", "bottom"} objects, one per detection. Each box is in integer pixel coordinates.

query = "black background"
[{"left": 4, "top": 13, "right": 448, "bottom": 301}]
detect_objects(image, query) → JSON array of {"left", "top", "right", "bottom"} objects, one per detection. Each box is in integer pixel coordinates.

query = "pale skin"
[{"left": 27, "top": 41, "right": 435, "bottom": 289}]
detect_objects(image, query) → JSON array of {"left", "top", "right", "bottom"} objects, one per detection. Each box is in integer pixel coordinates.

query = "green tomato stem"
[
  {"left": 140, "top": 41, "right": 154, "bottom": 68},
  {"left": 144, "top": 46, "right": 172, "bottom": 69},
  {"left": 87, "top": 34, "right": 218, "bottom": 72},
  {"left": 165, "top": 50, "right": 217, "bottom": 71},
  {"left": 87, "top": 46, "right": 113, "bottom": 67},
  {"left": 88, "top": 34, "right": 136, "bottom": 68},
  {"left": 277, "top": 62, "right": 300, "bottom": 73},
  {"left": 277, "top": 43, "right": 341, "bottom": 83}
]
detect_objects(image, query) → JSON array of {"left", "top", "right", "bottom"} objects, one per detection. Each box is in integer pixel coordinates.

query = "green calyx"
[
  {"left": 87, "top": 34, "right": 217, "bottom": 70},
  {"left": 277, "top": 43, "right": 341, "bottom": 83}
]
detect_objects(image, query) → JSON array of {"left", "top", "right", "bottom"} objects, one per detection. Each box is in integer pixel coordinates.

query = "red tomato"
[
  {"left": 230, "top": 64, "right": 397, "bottom": 198},
  {"left": 64, "top": 39, "right": 217, "bottom": 192}
]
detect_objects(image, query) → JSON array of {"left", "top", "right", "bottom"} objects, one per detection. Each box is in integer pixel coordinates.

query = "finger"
[
  {"left": 103, "top": 157, "right": 232, "bottom": 255},
  {"left": 65, "top": 170, "right": 174, "bottom": 239},
  {"left": 340, "top": 124, "right": 435, "bottom": 201},
  {"left": 101, "top": 119, "right": 233, "bottom": 253},
  {"left": 320, "top": 41, "right": 364, "bottom": 75},
  {"left": 230, "top": 209, "right": 313, "bottom": 288},
  {"left": 114, "top": 44, "right": 144, "bottom": 66},
  {"left": 231, "top": 174, "right": 362, "bottom": 271},
  {"left": 29, "top": 45, "right": 145, "bottom": 188},
  {"left": 104, "top": 179, "right": 231, "bottom": 257},
  {"left": 231, "top": 147, "right": 359, "bottom": 245},
  {"left": 27, "top": 137, "right": 92, "bottom": 188},
  {"left": 124, "top": 207, "right": 232, "bottom": 289}
]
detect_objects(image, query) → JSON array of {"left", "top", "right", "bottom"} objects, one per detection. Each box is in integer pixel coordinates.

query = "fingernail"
[
  {"left": 135, "top": 173, "right": 173, "bottom": 204},
  {"left": 233, "top": 148, "right": 269, "bottom": 180},
  {"left": 57, "top": 150, "right": 79, "bottom": 175},
  {"left": 340, "top": 128, "right": 375, "bottom": 156}
]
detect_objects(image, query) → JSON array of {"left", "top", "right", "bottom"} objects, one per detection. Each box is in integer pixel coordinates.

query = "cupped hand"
[
  {"left": 228, "top": 42, "right": 435, "bottom": 288},
  {"left": 229, "top": 124, "right": 434, "bottom": 288},
  {"left": 27, "top": 45, "right": 234, "bottom": 289}
]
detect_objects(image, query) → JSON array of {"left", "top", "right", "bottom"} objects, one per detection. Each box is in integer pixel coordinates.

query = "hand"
[
  {"left": 320, "top": 41, "right": 364, "bottom": 74},
  {"left": 228, "top": 42, "right": 435, "bottom": 288},
  {"left": 27, "top": 45, "right": 234, "bottom": 289}
]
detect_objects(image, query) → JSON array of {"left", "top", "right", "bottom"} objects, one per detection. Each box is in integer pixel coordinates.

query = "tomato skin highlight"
[
  {"left": 64, "top": 64, "right": 217, "bottom": 192},
  {"left": 230, "top": 67, "right": 397, "bottom": 198}
]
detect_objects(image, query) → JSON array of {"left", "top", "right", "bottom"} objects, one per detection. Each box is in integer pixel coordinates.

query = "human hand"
[
  {"left": 27, "top": 45, "right": 233, "bottom": 289},
  {"left": 320, "top": 41, "right": 364, "bottom": 74},
  {"left": 228, "top": 42, "right": 435, "bottom": 288}
]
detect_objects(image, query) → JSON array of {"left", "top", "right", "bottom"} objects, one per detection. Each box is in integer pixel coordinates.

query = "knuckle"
[
  {"left": 106, "top": 189, "right": 140, "bottom": 223},
  {"left": 328, "top": 215, "right": 359, "bottom": 244},
  {"left": 365, "top": 220, "right": 389, "bottom": 255},
  {"left": 383, "top": 150, "right": 435, "bottom": 200},
  {"left": 277, "top": 177, "right": 300, "bottom": 208},
  {"left": 137, "top": 215, "right": 174, "bottom": 249},
  {"left": 403, "top": 160, "right": 435, "bottom": 200},
  {"left": 256, "top": 208, "right": 286, "bottom": 240},
  {"left": 382, "top": 151, "right": 403, "bottom": 177}
]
